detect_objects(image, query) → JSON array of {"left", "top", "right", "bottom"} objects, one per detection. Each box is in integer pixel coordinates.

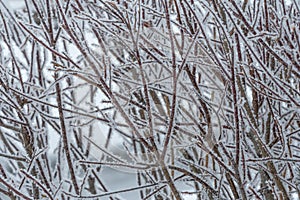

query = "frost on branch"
[{"left": 0, "top": 0, "right": 299, "bottom": 200}]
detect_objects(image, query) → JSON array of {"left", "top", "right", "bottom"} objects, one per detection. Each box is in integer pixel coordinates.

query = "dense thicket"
[{"left": 0, "top": 0, "right": 299, "bottom": 199}]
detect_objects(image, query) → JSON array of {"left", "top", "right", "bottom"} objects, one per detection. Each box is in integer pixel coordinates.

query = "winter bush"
[{"left": 0, "top": 0, "right": 299, "bottom": 199}]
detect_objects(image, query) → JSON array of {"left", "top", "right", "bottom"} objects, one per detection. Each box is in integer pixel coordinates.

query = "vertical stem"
[
  {"left": 55, "top": 74, "right": 80, "bottom": 195},
  {"left": 232, "top": 41, "right": 240, "bottom": 165}
]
